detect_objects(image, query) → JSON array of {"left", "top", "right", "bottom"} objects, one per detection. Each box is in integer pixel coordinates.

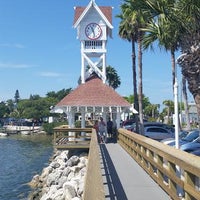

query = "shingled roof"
[
  {"left": 73, "top": 6, "right": 112, "bottom": 25},
  {"left": 56, "top": 76, "right": 130, "bottom": 108}
]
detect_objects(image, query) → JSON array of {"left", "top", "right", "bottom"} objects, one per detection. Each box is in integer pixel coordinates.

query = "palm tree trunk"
[
  {"left": 138, "top": 34, "right": 144, "bottom": 134},
  {"left": 182, "top": 75, "right": 191, "bottom": 130},
  {"left": 131, "top": 39, "right": 139, "bottom": 133}
]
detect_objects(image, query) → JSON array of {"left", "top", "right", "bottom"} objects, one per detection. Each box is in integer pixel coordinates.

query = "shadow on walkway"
[{"left": 100, "top": 144, "right": 128, "bottom": 200}]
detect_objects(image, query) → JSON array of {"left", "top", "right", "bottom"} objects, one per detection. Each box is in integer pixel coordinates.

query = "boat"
[
  {"left": 20, "top": 130, "right": 30, "bottom": 135},
  {"left": 0, "top": 132, "right": 8, "bottom": 137}
]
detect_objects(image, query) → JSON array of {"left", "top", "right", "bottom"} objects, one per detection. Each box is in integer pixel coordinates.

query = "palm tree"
[
  {"left": 163, "top": 100, "right": 174, "bottom": 124},
  {"left": 118, "top": 0, "right": 151, "bottom": 134},
  {"left": 141, "top": 0, "right": 200, "bottom": 125},
  {"left": 176, "top": 0, "right": 200, "bottom": 125},
  {"left": 117, "top": 2, "right": 139, "bottom": 132},
  {"left": 141, "top": 0, "right": 182, "bottom": 91},
  {"left": 144, "top": 103, "right": 160, "bottom": 119},
  {"left": 106, "top": 65, "right": 121, "bottom": 90}
]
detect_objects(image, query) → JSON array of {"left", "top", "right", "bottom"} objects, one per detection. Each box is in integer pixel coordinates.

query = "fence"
[{"left": 118, "top": 128, "right": 200, "bottom": 200}]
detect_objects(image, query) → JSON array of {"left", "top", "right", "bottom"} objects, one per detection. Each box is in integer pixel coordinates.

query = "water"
[{"left": 0, "top": 134, "right": 53, "bottom": 200}]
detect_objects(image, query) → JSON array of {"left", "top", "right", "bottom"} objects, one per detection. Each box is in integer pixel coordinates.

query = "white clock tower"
[{"left": 73, "top": 0, "right": 113, "bottom": 84}]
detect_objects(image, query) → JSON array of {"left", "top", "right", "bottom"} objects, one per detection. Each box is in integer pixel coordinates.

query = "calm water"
[{"left": 0, "top": 134, "right": 53, "bottom": 200}]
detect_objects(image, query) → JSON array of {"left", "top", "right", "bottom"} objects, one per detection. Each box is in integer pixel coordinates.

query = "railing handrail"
[
  {"left": 83, "top": 128, "right": 105, "bottom": 200},
  {"left": 118, "top": 128, "right": 200, "bottom": 200},
  {"left": 53, "top": 127, "right": 92, "bottom": 149}
]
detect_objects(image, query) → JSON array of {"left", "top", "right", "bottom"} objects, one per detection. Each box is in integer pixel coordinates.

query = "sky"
[{"left": 0, "top": 0, "right": 193, "bottom": 108}]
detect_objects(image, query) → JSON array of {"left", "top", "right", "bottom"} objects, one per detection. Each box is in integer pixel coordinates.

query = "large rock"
[
  {"left": 28, "top": 150, "right": 88, "bottom": 200},
  {"left": 46, "top": 169, "right": 63, "bottom": 186},
  {"left": 66, "top": 155, "right": 80, "bottom": 167},
  {"left": 63, "top": 182, "right": 77, "bottom": 200}
]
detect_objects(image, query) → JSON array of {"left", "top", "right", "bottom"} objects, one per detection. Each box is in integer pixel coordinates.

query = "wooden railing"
[
  {"left": 83, "top": 128, "right": 105, "bottom": 200},
  {"left": 53, "top": 126, "right": 104, "bottom": 199},
  {"left": 118, "top": 128, "right": 200, "bottom": 200},
  {"left": 53, "top": 126, "right": 92, "bottom": 149}
]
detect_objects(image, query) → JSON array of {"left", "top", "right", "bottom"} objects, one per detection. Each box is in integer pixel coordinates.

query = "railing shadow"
[{"left": 100, "top": 144, "right": 128, "bottom": 200}]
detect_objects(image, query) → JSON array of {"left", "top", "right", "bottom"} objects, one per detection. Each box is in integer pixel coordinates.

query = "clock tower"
[{"left": 73, "top": 0, "right": 113, "bottom": 84}]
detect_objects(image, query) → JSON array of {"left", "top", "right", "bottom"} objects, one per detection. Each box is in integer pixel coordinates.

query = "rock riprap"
[{"left": 28, "top": 150, "right": 88, "bottom": 200}]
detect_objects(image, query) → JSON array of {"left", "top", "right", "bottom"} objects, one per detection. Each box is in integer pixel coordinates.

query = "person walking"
[
  {"left": 107, "top": 117, "right": 113, "bottom": 138},
  {"left": 98, "top": 117, "right": 106, "bottom": 143}
]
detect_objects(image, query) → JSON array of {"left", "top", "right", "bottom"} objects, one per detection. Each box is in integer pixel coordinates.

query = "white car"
[{"left": 144, "top": 126, "right": 174, "bottom": 141}]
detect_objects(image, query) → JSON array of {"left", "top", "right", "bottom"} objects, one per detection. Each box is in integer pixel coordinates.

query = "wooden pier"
[{"left": 53, "top": 126, "right": 93, "bottom": 149}]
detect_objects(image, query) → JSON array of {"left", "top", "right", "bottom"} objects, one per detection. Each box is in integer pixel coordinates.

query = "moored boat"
[
  {"left": 20, "top": 130, "right": 30, "bottom": 135},
  {"left": 0, "top": 132, "right": 8, "bottom": 136}
]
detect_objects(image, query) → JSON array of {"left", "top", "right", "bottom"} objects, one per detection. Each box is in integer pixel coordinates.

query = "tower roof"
[
  {"left": 73, "top": 0, "right": 113, "bottom": 29},
  {"left": 55, "top": 76, "right": 131, "bottom": 113}
]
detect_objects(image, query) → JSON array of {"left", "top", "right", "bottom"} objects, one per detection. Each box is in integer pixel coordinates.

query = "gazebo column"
[
  {"left": 81, "top": 111, "right": 86, "bottom": 140},
  {"left": 68, "top": 110, "right": 75, "bottom": 141},
  {"left": 102, "top": 112, "right": 107, "bottom": 125},
  {"left": 116, "top": 110, "right": 121, "bottom": 129},
  {"left": 102, "top": 112, "right": 107, "bottom": 142},
  {"left": 81, "top": 111, "right": 86, "bottom": 128},
  {"left": 68, "top": 111, "right": 75, "bottom": 128}
]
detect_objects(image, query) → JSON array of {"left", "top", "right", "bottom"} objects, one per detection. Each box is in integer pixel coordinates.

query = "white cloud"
[
  {"left": 0, "top": 43, "right": 25, "bottom": 48},
  {"left": 0, "top": 62, "right": 33, "bottom": 69},
  {"left": 39, "top": 72, "right": 62, "bottom": 77}
]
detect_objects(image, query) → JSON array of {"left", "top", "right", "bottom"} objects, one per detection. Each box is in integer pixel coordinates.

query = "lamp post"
[
  {"left": 174, "top": 73, "right": 179, "bottom": 149},
  {"left": 174, "top": 53, "right": 186, "bottom": 149},
  {"left": 175, "top": 53, "right": 186, "bottom": 197}
]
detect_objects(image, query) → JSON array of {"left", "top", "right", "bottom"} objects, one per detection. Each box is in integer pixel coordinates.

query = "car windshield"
[
  {"left": 144, "top": 122, "right": 174, "bottom": 132},
  {"left": 145, "top": 127, "right": 169, "bottom": 133},
  {"left": 124, "top": 122, "right": 133, "bottom": 126},
  {"left": 182, "top": 130, "right": 199, "bottom": 142}
]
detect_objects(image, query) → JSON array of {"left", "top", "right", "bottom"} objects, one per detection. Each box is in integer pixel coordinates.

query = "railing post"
[{"left": 184, "top": 171, "right": 195, "bottom": 200}]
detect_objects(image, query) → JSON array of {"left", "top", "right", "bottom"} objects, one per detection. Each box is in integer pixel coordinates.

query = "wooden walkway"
[{"left": 100, "top": 139, "right": 170, "bottom": 200}]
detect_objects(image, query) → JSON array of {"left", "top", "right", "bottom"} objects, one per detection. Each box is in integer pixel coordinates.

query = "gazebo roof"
[{"left": 55, "top": 76, "right": 131, "bottom": 113}]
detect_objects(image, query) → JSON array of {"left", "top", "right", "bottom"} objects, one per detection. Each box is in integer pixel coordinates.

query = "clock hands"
[
  {"left": 85, "top": 23, "right": 101, "bottom": 39},
  {"left": 90, "top": 26, "right": 95, "bottom": 37}
]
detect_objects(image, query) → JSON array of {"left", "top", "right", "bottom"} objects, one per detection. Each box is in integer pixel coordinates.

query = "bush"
[{"left": 42, "top": 122, "right": 68, "bottom": 135}]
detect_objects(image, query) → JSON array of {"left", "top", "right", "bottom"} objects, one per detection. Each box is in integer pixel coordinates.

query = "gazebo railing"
[{"left": 53, "top": 126, "right": 92, "bottom": 149}]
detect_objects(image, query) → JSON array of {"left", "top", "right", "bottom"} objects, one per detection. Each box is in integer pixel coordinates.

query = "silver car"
[{"left": 144, "top": 126, "right": 174, "bottom": 141}]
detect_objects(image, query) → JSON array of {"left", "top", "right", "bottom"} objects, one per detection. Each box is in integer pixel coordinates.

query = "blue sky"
[{"left": 0, "top": 0, "right": 193, "bottom": 108}]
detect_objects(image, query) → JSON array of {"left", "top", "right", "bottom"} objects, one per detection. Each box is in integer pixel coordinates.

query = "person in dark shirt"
[{"left": 107, "top": 117, "right": 113, "bottom": 138}]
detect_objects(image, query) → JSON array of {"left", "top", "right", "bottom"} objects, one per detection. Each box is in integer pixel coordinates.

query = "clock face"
[{"left": 85, "top": 23, "right": 102, "bottom": 40}]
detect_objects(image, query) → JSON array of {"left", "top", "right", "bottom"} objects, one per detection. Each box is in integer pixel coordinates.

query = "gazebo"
[{"left": 54, "top": 74, "right": 132, "bottom": 128}]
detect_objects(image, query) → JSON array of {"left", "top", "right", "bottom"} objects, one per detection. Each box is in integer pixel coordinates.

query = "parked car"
[
  {"left": 168, "top": 130, "right": 199, "bottom": 147},
  {"left": 161, "top": 130, "right": 188, "bottom": 145},
  {"left": 190, "top": 149, "right": 200, "bottom": 156},
  {"left": 122, "top": 119, "right": 135, "bottom": 131},
  {"left": 143, "top": 122, "right": 175, "bottom": 133},
  {"left": 180, "top": 137, "right": 200, "bottom": 152},
  {"left": 144, "top": 126, "right": 174, "bottom": 141}
]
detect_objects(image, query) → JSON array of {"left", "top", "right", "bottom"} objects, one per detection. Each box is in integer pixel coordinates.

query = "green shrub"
[{"left": 42, "top": 122, "right": 68, "bottom": 135}]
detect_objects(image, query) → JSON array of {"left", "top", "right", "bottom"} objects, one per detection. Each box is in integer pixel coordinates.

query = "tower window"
[{"left": 84, "top": 40, "right": 102, "bottom": 49}]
